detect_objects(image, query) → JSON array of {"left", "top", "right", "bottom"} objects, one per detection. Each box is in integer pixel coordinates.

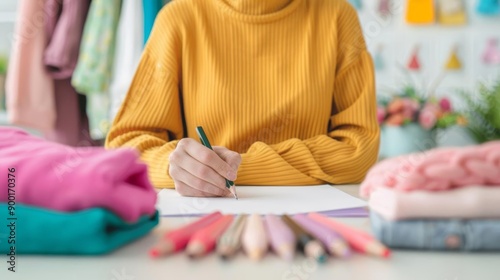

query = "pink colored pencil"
[
  {"left": 186, "top": 215, "right": 234, "bottom": 258},
  {"left": 149, "top": 212, "right": 222, "bottom": 258},
  {"left": 293, "top": 214, "right": 351, "bottom": 258},
  {"left": 308, "top": 212, "right": 391, "bottom": 258},
  {"left": 264, "top": 214, "right": 296, "bottom": 261}
]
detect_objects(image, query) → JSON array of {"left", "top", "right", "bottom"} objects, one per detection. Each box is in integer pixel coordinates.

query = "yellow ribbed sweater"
[{"left": 105, "top": 0, "right": 380, "bottom": 188}]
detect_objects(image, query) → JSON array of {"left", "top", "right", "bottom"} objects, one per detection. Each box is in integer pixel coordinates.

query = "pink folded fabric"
[
  {"left": 0, "top": 127, "right": 157, "bottom": 223},
  {"left": 360, "top": 141, "right": 500, "bottom": 198},
  {"left": 369, "top": 186, "right": 500, "bottom": 220}
]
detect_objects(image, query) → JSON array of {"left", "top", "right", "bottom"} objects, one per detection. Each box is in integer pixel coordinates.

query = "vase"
[
  {"left": 380, "top": 123, "right": 436, "bottom": 158},
  {"left": 0, "top": 74, "right": 5, "bottom": 111},
  {"left": 436, "top": 125, "right": 477, "bottom": 147}
]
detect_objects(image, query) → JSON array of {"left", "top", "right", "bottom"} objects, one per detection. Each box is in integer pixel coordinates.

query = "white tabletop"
[{"left": 3, "top": 185, "right": 500, "bottom": 280}]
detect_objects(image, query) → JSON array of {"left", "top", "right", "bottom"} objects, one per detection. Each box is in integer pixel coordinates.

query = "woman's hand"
[{"left": 168, "top": 138, "right": 242, "bottom": 197}]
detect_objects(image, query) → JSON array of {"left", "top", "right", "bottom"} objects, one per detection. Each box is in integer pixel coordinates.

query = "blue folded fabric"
[
  {"left": 0, "top": 203, "right": 159, "bottom": 255},
  {"left": 371, "top": 212, "right": 500, "bottom": 251}
]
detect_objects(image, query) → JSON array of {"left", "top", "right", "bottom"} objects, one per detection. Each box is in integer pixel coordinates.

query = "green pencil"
[{"left": 195, "top": 126, "right": 238, "bottom": 200}]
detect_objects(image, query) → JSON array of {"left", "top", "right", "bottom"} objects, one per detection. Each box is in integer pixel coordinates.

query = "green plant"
[
  {"left": 460, "top": 80, "right": 500, "bottom": 143},
  {"left": 0, "top": 54, "right": 7, "bottom": 75}
]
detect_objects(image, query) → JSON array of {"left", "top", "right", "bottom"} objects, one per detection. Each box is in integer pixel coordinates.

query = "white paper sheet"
[{"left": 157, "top": 185, "right": 366, "bottom": 216}]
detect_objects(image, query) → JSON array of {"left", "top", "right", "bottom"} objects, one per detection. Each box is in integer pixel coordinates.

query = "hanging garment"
[
  {"left": 44, "top": 0, "right": 93, "bottom": 146},
  {"left": 444, "top": 46, "right": 462, "bottom": 70},
  {"left": 6, "top": 0, "right": 56, "bottom": 132},
  {"left": 71, "top": 0, "right": 122, "bottom": 140},
  {"left": 87, "top": 92, "right": 111, "bottom": 140},
  {"left": 43, "top": 79, "right": 94, "bottom": 146},
  {"left": 378, "top": 0, "right": 391, "bottom": 18},
  {"left": 143, "top": 0, "right": 163, "bottom": 45},
  {"left": 0, "top": 127, "right": 158, "bottom": 223},
  {"left": 72, "top": 0, "right": 123, "bottom": 94},
  {"left": 407, "top": 47, "right": 421, "bottom": 71},
  {"left": 437, "top": 0, "right": 467, "bottom": 25},
  {"left": 110, "top": 0, "right": 144, "bottom": 121},
  {"left": 44, "top": 0, "right": 91, "bottom": 79},
  {"left": 483, "top": 38, "right": 500, "bottom": 65},
  {"left": 0, "top": 204, "right": 158, "bottom": 255},
  {"left": 348, "top": 0, "right": 362, "bottom": 10},
  {"left": 405, "top": 0, "right": 435, "bottom": 24},
  {"left": 477, "top": 0, "right": 500, "bottom": 15}
]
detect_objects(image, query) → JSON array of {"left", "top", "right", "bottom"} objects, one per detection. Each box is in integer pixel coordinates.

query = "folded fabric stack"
[
  {"left": 360, "top": 141, "right": 500, "bottom": 251},
  {"left": 0, "top": 127, "right": 159, "bottom": 254}
]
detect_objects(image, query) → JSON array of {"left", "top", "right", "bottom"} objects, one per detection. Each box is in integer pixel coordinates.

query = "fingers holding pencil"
[{"left": 169, "top": 138, "right": 240, "bottom": 197}]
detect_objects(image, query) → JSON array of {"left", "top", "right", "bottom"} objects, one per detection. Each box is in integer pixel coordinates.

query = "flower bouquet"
[{"left": 377, "top": 85, "right": 466, "bottom": 158}]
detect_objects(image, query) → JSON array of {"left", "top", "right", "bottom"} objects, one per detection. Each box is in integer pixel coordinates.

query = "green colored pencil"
[{"left": 195, "top": 126, "right": 238, "bottom": 199}]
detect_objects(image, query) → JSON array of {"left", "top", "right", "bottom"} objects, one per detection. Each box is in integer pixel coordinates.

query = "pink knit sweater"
[
  {"left": 0, "top": 127, "right": 157, "bottom": 222},
  {"left": 360, "top": 141, "right": 500, "bottom": 198}
]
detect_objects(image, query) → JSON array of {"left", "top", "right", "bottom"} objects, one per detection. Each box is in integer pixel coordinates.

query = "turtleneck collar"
[
  {"left": 214, "top": 0, "right": 302, "bottom": 23},
  {"left": 221, "top": 0, "right": 293, "bottom": 15}
]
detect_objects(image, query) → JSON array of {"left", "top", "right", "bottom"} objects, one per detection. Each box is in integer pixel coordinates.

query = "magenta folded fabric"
[
  {"left": 360, "top": 141, "right": 500, "bottom": 198},
  {"left": 0, "top": 127, "right": 157, "bottom": 223}
]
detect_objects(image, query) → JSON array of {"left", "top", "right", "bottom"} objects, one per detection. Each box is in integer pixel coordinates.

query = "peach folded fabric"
[
  {"left": 360, "top": 141, "right": 500, "bottom": 198},
  {"left": 369, "top": 186, "right": 500, "bottom": 221}
]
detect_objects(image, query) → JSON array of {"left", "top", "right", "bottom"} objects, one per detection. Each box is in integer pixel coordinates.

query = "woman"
[{"left": 106, "top": 0, "right": 380, "bottom": 197}]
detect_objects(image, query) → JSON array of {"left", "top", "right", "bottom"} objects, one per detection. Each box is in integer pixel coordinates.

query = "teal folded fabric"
[{"left": 0, "top": 203, "right": 158, "bottom": 255}]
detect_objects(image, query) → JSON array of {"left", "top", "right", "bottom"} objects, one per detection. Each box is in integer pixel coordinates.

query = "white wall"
[
  {"left": 357, "top": 0, "right": 500, "bottom": 102},
  {"left": 0, "top": 0, "right": 17, "bottom": 55}
]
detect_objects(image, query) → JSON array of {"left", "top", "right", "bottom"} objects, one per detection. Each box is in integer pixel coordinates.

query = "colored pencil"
[
  {"left": 293, "top": 214, "right": 351, "bottom": 258},
  {"left": 149, "top": 212, "right": 222, "bottom": 258},
  {"left": 264, "top": 214, "right": 296, "bottom": 261},
  {"left": 242, "top": 214, "right": 269, "bottom": 261},
  {"left": 308, "top": 212, "right": 391, "bottom": 258},
  {"left": 195, "top": 126, "right": 238, "bottom": 199},
  {"left": 186, "top": 215, "right": 234, "bottom": 258},
  {"left": 217, "top": 214, "right": 248, "bottom": 259},
  {"left": 281, "top": 215, "right": 327, "bottom": 263}
]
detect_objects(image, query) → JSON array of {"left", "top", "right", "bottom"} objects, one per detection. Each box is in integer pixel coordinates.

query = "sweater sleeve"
[
  {"left": 235, "top": 7, "right": 380, "bottom": 186},
  {"left": 105, "top": 8, "right": 182, "bottom": 188}
]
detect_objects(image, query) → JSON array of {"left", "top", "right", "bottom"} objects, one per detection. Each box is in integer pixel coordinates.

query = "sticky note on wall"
[
  {"left": 406, "top": 0, "right": 435, "bottom": 24},
  {"left": 438, "top": 0, "right": 467, "bottom": 25},
  {"left": 477, "top": 0, "right": 500, "bottom": 15}
]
